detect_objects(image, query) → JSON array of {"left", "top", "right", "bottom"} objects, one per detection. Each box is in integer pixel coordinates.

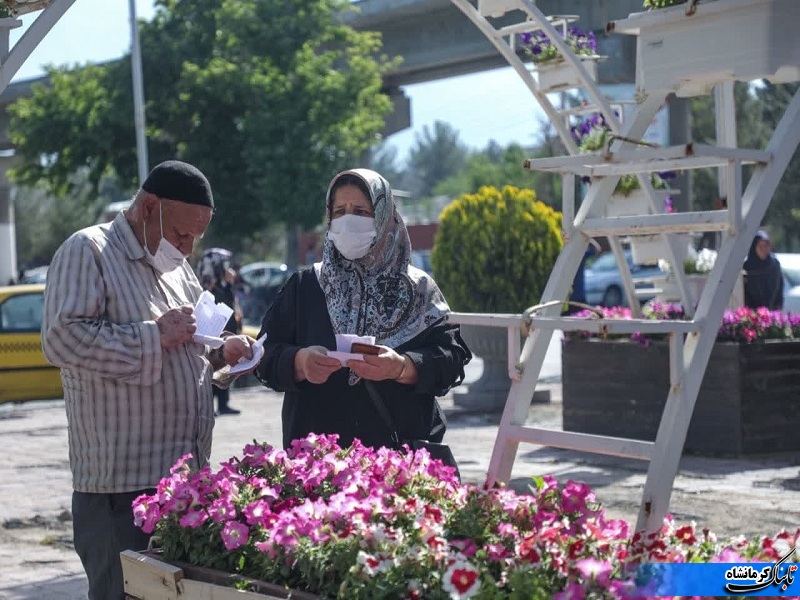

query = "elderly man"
[{"left": 42, "top": 160, "right": 255, "bottom": 599}]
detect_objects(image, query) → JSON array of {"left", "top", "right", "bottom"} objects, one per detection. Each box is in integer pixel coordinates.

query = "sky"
[{"left": 7, "top": 0, "right": 549, "bottom": 166}]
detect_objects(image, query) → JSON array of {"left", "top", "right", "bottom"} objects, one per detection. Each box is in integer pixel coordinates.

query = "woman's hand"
[
  {"left": 347, "top": 346, "right": 417, "bottom": 384},
  {"left": 295, "top": 346, "right": 342, "bottom": 383}
]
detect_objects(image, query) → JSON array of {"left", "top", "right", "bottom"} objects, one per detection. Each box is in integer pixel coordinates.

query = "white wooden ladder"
[{"left": 448, "top": 0, "right": 800, "bottom": 534}]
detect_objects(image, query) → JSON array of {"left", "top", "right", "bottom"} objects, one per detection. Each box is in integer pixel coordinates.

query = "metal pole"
[{"left": 129, "top": 0, "right": 149, "bottom": 185}]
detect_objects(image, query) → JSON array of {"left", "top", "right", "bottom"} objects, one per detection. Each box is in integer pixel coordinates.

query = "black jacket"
[
  {"left": 743, "top": 243, "right": 784, "bottom": 311},
  {"left": 256, "top": 268, "right": 471, "bottom": 450}
]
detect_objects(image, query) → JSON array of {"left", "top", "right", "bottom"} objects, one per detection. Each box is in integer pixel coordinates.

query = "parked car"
[
  {"left": 239, "top": 262, "right": 295, "bottom": 325},
  {"left": 0, "top": 284, "right": 63, "bottom": 403},
  {"left": 239, "top": 262, "right": 291, "bottom": 289},
  {"left": 18, "top": 265, "right": 48, "bottom": 284},
  {"left": 410, "top": 250, "right": 433, "bottom": 275},
  {"left": 584, "top": 251, "right": 665, "bottom": 307},
  {"left": 775, "top": 252, "right": 800, "bottom": 314}
]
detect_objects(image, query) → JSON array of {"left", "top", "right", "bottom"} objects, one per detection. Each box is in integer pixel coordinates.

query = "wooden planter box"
[
  {"left": 562, "top": 338, "right": 800, "bottom": 456},
  {"left": 122, "top": 550, "right": 319, "bottom": 600},
  {"left": 611, "top": 0, "right": 800, "bottom": 97}
]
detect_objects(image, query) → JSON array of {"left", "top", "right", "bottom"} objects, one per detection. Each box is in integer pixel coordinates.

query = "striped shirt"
[{"left": 42, "top": 212, "right": 214, "bottom": 493}]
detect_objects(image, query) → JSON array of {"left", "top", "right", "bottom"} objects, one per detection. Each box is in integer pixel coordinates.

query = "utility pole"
[{"left": 129, "top": 0, "right": 149, "bottom": 185}]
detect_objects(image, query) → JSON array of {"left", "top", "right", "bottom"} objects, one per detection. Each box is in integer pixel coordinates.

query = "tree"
[
  {"left": 9, "top": 0, "right": 397, "bottom": 247},
  {"left": 368, "top": 141, "right": 404, "bottom": 187},
  {"left": 433, "top": 143, "right": 538, "bottom": 199},
  {"left": 756, "top": 82, "right": 800, "bottom": 251},
  {"left": 13, "top": 171, "right": 119, "bottom": 268},
  {"left": 690, "top": 82, "right": 769, "bottom": 212},
  {"left": 689, "top": 82, "right": 799, "bottom": 250},
  {"left": 405, "top": 121, "right": 469, "bottom": 200}
]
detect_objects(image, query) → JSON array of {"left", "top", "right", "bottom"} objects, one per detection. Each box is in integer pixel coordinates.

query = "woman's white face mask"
[
  {"left": 143, "top": 200, "right": 186, "bottom": 273},
  {"left": 329, "top": 214, "right": 377, "bottom": 260}
]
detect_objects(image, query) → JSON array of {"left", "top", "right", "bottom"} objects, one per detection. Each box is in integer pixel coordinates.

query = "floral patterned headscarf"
[{"left": 315, "top": 169, "right": 450, "bottom": 353}]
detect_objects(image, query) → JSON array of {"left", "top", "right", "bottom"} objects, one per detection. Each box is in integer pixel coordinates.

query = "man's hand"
[
  {"left": 221, "top": 334, "right": 255, "bottom": 366},
  {"left": 294, "top": 346, "right": 342, "bottom": 384},
  {"left": 157, "top": 305, "right": 196, "bottom": 349},
  {"left": 347, "top": 346, "right": 408, "bottom": 382}
]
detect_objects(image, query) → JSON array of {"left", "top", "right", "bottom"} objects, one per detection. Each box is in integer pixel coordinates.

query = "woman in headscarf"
[
  {"left": 743, "top": 230, "right": 784, "bottom": 311},
  {"left": 256, "top": 169, "right": 471, "bottom": 451}
]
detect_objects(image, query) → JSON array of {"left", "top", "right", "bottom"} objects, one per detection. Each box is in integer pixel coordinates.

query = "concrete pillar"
[
  {"left": 382, "top": 87, "right": 411, "bottom": 137},
  {"left": 0, "top": 172, "right": 16, "bottom": 285}
]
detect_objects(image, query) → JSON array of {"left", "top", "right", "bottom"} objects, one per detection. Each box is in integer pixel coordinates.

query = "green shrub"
[{"left": 431, "top": 185, "right": 562, "bottom": 313}]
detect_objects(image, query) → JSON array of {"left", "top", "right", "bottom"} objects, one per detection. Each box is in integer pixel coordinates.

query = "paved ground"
[{"left": 1, "top": 338, "right": 799, "bottom": 599}]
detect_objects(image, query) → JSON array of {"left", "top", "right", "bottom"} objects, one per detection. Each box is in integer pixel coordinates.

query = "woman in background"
[{"left": 743, "top": 230, "right": 783, "bottom": 311}]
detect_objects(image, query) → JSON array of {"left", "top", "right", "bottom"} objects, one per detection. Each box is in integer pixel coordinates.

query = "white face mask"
[
  {"left": 329, "top": 214, "right": 377, "bottom": 260},
  {"left": 143, "top": 201, "right": 186, "bottom": 273}
]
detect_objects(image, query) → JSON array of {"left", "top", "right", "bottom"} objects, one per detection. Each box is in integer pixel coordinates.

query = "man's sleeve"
[{"left": 41, "top": 234, "right": 162, "bottom": 386}]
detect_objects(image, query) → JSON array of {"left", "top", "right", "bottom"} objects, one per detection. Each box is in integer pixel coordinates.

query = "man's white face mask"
[
  {"left": 329, "top": 214, "right": 377, "bottom": 260},
  {"left": 143, "top": 200, "right": 186, "bottom": 273}
]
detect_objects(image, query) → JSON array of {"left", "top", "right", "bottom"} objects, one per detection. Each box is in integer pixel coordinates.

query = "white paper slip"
[
  {"left": 334, "top": 334, "right": 376, "bottom": 353},
  {"left": 193, "top": 291, "right": 234, "bottom": 341},
  {"left": 192, "top": 334, "right": 226, "bottom": 349},
  {"left": 327, "top": 351, "right": 365, "bottom": 366},
  {"left": 229, "top": 334, "right": 267, "bottom": 375}
]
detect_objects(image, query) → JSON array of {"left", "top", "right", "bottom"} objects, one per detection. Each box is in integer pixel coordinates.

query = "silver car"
[
  {"left": 775, "top": 253, "right": 800, "bottom": 314},
  {"left": 584, "top": 251, "right": 665, "bottom": 307}
]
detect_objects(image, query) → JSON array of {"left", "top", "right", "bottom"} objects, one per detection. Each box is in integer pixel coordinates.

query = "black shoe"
[{"left": 217, "top": 407, "right": 241, "bottom": 416}]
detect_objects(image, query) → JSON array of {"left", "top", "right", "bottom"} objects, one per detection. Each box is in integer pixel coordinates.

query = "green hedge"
[{"left": 431, "top": 185, "right": 562, "bottom": 313}]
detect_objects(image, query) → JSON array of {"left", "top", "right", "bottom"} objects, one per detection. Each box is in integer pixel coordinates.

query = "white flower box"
[
  {"left": 477, "top": 0, "right": 517, "bottom": 18},
  {"left": 651, "top": 272, "right": 745, "bottom": 309},
  {"left": 605, "top": 188, "right": 671, "bottom": 217},
  {"left": 530, "top": 57, "right": 601, "bottom": 94},
  {"left": 652, "top": 273, "right": 708, "bottom": 302},
  {"left": 630, "top": 233, "right": 690, "bottom": 265},
  {"left": 610, "top": 0, "right": 800, "bottom": 97}
]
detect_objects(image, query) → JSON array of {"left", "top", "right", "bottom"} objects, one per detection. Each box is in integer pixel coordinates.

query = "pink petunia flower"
[
  {"left": 554, "top": 581, "right": 585, "bottom": 600},
  {"left": 220, "top": 520, "right": 249, "bottom": 550}
]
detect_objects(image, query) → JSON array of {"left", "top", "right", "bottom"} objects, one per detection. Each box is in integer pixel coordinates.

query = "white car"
[
  {"left": 239, "top": 262, "right": 290, "bottom": 289},
  {"left": 775, "top": 253, "right": 800, "bottom": 315}
]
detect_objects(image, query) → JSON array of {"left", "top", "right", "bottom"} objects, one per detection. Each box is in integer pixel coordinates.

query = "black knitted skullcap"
[{"left": 142, "top": 160, "right": 214, "bottom": 208}]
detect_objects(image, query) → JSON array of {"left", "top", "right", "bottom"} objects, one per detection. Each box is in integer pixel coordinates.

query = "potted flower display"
[
  {"left": 643, "top": 0, "right": 688, "bottom": 8},
  {"left": 431, "top": 185, "right": 562, "bottom": 410},
  {"left": 562, "top": 305, "right": 800, "bottom": 456},
  {"left": 518, "top": 25, "right": 604, "bottom": 93},
  {"left": 651, "top": 247, "right": 744, "bottom": 307},
  {"left": 610, "top": 0, "right": 800, "bottom": 97},
  {"left": 571, "top": 113, "right": 677, "bottom": 218},
  {"left": 123, "top": 433, "right": 800, "bottom": 599}
]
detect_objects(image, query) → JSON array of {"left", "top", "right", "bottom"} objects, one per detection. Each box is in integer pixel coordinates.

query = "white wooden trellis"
[
  {"left": 0, "top": 1, "right": 76, "bottom": 95},
  {"left": 448, "top": 0, "right": 800, "bottom": 534}
]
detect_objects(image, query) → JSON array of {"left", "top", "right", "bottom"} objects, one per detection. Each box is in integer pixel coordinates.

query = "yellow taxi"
[{"left": 0, "top": 284, "right": 63, "bottom": 403}]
